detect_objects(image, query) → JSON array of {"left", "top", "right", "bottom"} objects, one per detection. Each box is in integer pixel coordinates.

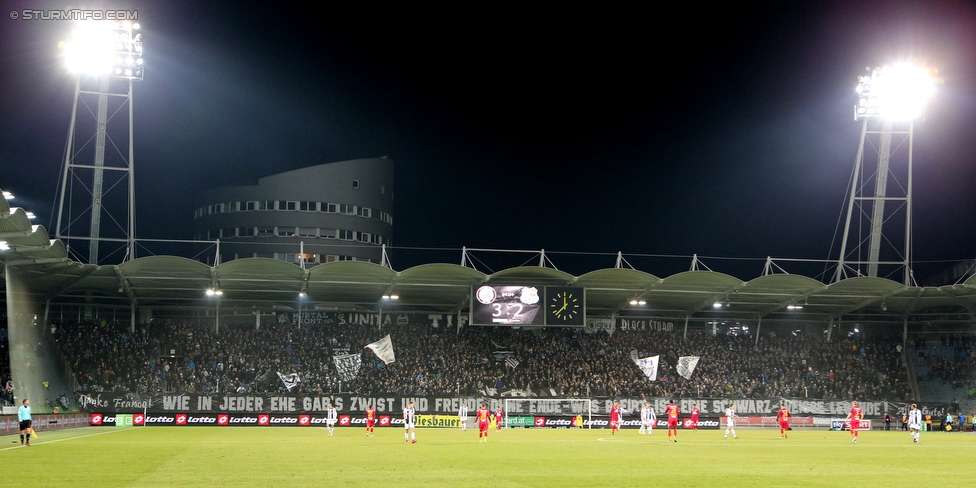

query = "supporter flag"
[
  {"left": 277, "top": 372, "right": 301, "bottom": 391},
  {"left": 365, "top": 335, "right": 396, "bottom": 364},
  {"left": 629, "top": 349, "right": 640, "bottom": 363},
  {"left": 677, "top": 356, "right": 701, "bottom": 380},
  {"left": 635, "top": 355, "right": 659, "bottom": 382},
  {"left": 505, "top": 357, "right": 520, "bottom": 369},
  {"left": 333, "top": 353, "right": 363, "bottom": 382}
]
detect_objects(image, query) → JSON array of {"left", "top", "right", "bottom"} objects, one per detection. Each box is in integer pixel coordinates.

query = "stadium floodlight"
[
  {"left": 835, "top": 62, "right": 941, "bottom": 286},
  {"left": 2, "top": 191, "right": 12, "bottom": 200},
  {"left": 0, "top": 241, "right": 9, "bottom": 251},
  {"left": 55, "top": 20, "right": 144, "bottom": 265},
  {"left": 61, "top": 20, "right": 144, "bottom": 80},
  {"left": 855, "top": 64, "right": 939, "bottom": 120},
  {"left": 205, "top": 288, "right": 223, "bottom": 297}
]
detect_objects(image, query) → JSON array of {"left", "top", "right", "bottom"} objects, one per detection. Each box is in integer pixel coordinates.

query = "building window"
[
  {"left": 358, "top": 232, "right": 370, "bottom": 243},
  {"left": 371, "top": 234, "right": 382, "bottom": 245},
  {"left": 246, "top": 201, "right": 256, "bottom": 211},
  {"left": 320, "top": 228, "right": 336, "bottom": 238},
  {"left": 277, "top": 227, "right": 296, "bottom": 237},
  {"left": 338, "top": 229, "right": 355, "bottom": 241},
  {"left": 300, "top": 201, "right": 316, "bottom": 211},
  {"left": 257, "top": 227, "right": 275, "bottom": 237},
  {"left": 357, "top": 207, "right": 371, "bottom": 218},
  {"left": 297, "top": 227, "right": 317, "bottom": 238},
  {"left": 352, "top": 180, "right": 360, "bottom": 189},
  {"left": 322, "top": 254, "right": 338, "bottom": 263},
  {"left": 222, "top": 228, "right": 236, "bottom": 238}
]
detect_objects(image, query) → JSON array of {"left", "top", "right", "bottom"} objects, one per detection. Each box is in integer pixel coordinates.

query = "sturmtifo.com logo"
[{"left": 10, "top": 9, "right": 138, "bottom": 20}]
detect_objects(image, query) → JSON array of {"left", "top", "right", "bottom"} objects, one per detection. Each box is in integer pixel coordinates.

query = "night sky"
[{"left": 2, "top": 0, "right": 975, "bottom": 280}]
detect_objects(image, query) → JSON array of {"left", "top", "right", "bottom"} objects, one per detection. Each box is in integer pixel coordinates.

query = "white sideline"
[{"left": 0, "top": 428, "right": 130, "bottom": 452}]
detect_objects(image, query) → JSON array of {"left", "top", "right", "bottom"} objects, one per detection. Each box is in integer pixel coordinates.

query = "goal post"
[{"left": 503, "top": 398, "right": 592, "bottom": 429}]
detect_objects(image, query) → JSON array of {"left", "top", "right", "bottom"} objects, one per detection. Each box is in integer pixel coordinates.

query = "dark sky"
[{"left": 2, "top": 0, "right": 975, "bottom": 280}]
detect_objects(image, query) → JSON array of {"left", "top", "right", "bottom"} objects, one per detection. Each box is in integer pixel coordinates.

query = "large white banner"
[
  {"left": 276, "top": 372, "right": 301, "bottom": 391},
  {"left": 365, "top": 335, "right": 396, "bottom": 364},
  {"left": 635, "top": 355, "right": 659, "bottom": 382},
  {"left": 333, "top": 354, "right": 362, "bottom": 382},
  {"left": 677, "top": 356, "right": 700, "bottom": 380}
]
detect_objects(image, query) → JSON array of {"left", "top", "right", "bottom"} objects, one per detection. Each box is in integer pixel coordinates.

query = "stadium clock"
[{"left": 546, "top": 287, "right": 584, "bottom": 326}]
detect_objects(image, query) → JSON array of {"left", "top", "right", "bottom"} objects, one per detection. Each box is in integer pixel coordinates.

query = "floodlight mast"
[
  {"left": 55, "top": 20, "right": 144, "bottom": 264},
  {"left": 834, "top": 64, "right": 939, "bottom": 286}
]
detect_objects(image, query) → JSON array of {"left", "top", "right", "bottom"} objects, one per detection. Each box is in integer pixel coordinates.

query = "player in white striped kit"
[
  {"left": 404, "top": 401, "right": 417, "bottom": 444},
  {"left": 908, "top": 404, "right": 922, "bottom": 443},
  {"left": 724, "top": 404, "right": 738, "bottom": 439},
  {"left": 640, "top": 402, "right": 656, "bottom": 436},
  {"left": 326, "top": 403, "right": 338, "bottom": 436},
  {"left": 459, "top": 403, "right": 469, "bottom": 431}
]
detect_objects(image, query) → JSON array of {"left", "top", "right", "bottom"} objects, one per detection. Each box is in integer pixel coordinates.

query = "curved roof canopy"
[{"left": 3, "top": 186, "right": 975, "bottom": 325}]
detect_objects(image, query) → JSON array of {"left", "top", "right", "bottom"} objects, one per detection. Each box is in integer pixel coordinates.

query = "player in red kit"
[
  {"left": 846, "top": 401, "right": 863, "bottom": 443},
  {"left": 609, "top": 401, "right": 623, "bottom": 435},
  {"left": 477, "top": 404, "right": 491, "bottom": 442},
  {"left": 690, "top": 404, "right": 701, "bottom": 432},
  {"left": 365, "top": 405, "right": 376, "bottom": 437},
  {"left": 666, "top": 400, "right": 680, "bottom": 442},
  {"left": 777, "top": 403, "right": 790, "bottom": 438},
  {"left": 495, "top": 407, "right": 504, "bottom": 432}
]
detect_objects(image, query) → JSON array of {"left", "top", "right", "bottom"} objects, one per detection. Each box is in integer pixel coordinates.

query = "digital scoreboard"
[{"left": 470, "top": 285, "right": 585, "bottom": 326}]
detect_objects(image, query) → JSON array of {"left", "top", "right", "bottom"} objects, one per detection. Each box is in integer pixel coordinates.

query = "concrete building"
[{"left": 192, "top": 158, "right": 393, "bottom": 265}]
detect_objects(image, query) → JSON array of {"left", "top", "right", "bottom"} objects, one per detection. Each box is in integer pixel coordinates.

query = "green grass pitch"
[{"left": 2, "top": 426, "right": 972, "bottom": 487}]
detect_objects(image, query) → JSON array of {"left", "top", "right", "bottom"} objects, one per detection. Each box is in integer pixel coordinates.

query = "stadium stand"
[{"left": 53, "top": 318, "right": 911, "bottom": 402}]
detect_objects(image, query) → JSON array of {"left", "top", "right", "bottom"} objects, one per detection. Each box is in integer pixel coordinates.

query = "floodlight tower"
[
  {"left": 55, "top": 20, "right": 144, "bottom": 264},
  {"left": 834, "top": 64, "right": 939, "bottom": 286}
]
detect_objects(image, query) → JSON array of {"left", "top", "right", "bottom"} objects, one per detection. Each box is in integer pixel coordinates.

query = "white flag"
[
  {"left": 629, "top": 349, "right": 640, "bottom": 363},
  {"left": 277, "top": 372, "right": 301, "bottom": 391},
  {"left": 333, "top": 353, "right": 363, "bottom": 382},
  {"left": 677, "top": 356, "right": 701, "bottom": 380},
  {"left": 365, "top": 334, "right": 396, "bottom": 364},
  {"left": 635, "top": 355, "right": 659, "bottom": 382},
  {"left": 505, "top": 357, "right": 520, "bottom": 369}
]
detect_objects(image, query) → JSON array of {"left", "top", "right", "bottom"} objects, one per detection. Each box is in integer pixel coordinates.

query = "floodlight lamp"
[
  {"left": 0, "top": 241, "right": 9, "bottom": 251},
  {"left": 638, "top": 300, "right": 646, "bottom": 305},
  {"left": 25, "top": 212, "right": 36, "bottom": 219},
  {"left": 62, "top": 20, "right": 144, "bottom": 80},
  {"left": 855, "top": 63, "right": 939, "bottom": 120},
  {"left": 2, "top": 191, "right": 12, "bottom": 199},
  {"left": 299, "top": 292, "right": 307, "bottom": 298},
  {"left": 205, "top": 289, "right": 215, "bottom": 296},
  {"left": 390, "top": 295, "right": 399, "bottom": 300},
  {"left": 712, "top": 302, "right": 722, "bottom": 308}
]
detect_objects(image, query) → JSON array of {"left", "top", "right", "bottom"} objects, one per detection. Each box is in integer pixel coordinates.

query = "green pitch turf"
[{"left": 1, "top": 427, "right": 973, "bottom": 487}]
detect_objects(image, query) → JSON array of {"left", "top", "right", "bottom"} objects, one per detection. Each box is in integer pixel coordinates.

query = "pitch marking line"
[{"left": 0, "top": 428, "right": 133, "bottom": 452}]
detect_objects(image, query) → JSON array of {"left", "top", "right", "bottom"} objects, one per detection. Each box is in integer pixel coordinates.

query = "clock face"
[{"left": 549, "top": 290, "right": 582, "bottom": 322}]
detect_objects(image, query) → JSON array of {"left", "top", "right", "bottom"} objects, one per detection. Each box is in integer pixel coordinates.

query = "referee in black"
[{"left": 18, "top": 399, "right": 32, "bottom": 446}]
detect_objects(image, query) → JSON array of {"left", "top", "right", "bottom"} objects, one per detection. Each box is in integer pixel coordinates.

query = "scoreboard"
[{"left": 470, "top": 285, "right": 585, "bottom": 326}]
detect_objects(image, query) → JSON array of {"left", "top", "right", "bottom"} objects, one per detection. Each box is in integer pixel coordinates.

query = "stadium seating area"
[
  {"left": 911, "top": 335, "right": 976, "bottom": 405},
  {"left": 50, "top": 317, "right": 912, "bottom": 401}
]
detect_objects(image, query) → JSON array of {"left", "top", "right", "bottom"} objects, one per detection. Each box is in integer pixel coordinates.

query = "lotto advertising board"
[{"left": 89, "top": 413, "right": 403, "bottom": 427}]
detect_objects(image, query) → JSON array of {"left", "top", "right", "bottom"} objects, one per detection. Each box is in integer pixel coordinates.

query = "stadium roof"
[{"left": 3, "top": 187, "right": 976, "bottom": 326}]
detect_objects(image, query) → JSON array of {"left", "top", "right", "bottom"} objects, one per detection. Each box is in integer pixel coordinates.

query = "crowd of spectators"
[
  {"left": 913, "top": 334, "right": 975, "bottom": 391},
  {"left": 50, "top": 316, "right": 912, "bottom": 402}
]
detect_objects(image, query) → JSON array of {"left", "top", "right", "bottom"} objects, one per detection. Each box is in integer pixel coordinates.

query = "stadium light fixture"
[
  {"left": 2, "top": 191, "right": 12, "bottom": 200},
  {"left": 205, "top": 288, "right": 223, "bottom": 297},
  {"left": 786, "top": 304, "right": 803, "bottom": 310},
  {"left": 712, "top": 302, "right": 722, "bottom": 308},
  {"left": 0, "top": 241, "right": 9, "bottom": 251},
  {"left": 61, "top": 20, "right": 144, "bottom": 80},
  {"left": 855, "top": 64, "right": 940, "bottom": 120}
]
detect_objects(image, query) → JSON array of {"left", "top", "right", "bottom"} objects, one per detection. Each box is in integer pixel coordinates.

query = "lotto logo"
[
  {"left": 299, "top": 415, "right": 311, "bottom": 426},
  {"left": 379, "top": 416, "right": 391, "bottom": 427},
  {"left": 91, "top": 414, "right": 103, "bottom": 425},
  {"left": 133, "top": 414, "right": 145, "bottom": 426},
  {"left": 258, "top": 415, "right": 270, "bottom": 426},
  {"left": 339, "top": 415, "right": 351, "bottom": 426},
  {"left": 534, "top": 417, "right": 546, "bottom": 427},
  {"left": 218, "top": 415, "right": 229, "bottom": 426},
  {"left": 175, "top": 414, "right": 187, "bottom": 425}
]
